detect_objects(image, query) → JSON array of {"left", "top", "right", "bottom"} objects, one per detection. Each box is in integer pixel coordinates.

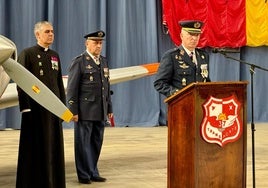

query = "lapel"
[
  {"left": 83, "top": 51, "right": 99, "bottom": 69},
  {"left": 178, "top": 46, "right": 196, "bottom": 68},
  {"left": 195, "top": 50, "right": 206, "bottom": 66}
]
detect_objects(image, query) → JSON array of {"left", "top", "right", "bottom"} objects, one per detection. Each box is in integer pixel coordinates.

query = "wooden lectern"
[{"left": 165, "top": 81, "right": 248, "bottom": 188}]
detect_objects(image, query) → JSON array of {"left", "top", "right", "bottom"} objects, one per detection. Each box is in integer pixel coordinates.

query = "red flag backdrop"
[{"left": 162, "top": 0, "right": 268, "bottom": 48}]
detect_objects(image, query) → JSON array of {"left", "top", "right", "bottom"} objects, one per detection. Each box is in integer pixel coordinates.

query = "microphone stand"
[{"left": 219, "top": 52, "right": 268, "bottom": 188}]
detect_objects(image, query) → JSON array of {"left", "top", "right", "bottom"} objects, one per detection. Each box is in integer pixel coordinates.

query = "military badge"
[
  {"left": 200, "top": 95, "right": 242, "bottom": 147},
  {"left": 194, "top": 22, "right": 201, "bottom": 29},
  {"left": 86, "top": 65, "right": 93, "bottom": 69},
  {"left": 200, "top": 64, "right": 208, "bottom": 79},
  {"left": 51, "top": 56, "right": 59, "bottom": 70},
  {"left": 182, "top": 78, "right": 186, "bottom": 86},
  {"left": 104, "top": 68, "right": 109, "bottom": 78},
  {"left": 180, "top": 50, "right": 185, "bottom": 56},
  {"left": 179, "top": 64, "right": 189, "bottom": 69},
  {"left": 98, "top": 31, "right": 104, "bottom": 37}
]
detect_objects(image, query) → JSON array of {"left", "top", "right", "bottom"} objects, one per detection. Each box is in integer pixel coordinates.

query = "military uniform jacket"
[
  {"left": 154, "top": 45, "right": 210, "bottom": 97},
  {"left": 67, "top": 51, "right": 112, "bottom": 121}
]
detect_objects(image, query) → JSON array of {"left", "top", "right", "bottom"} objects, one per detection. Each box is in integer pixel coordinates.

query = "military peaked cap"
[
  {"left": 179, "top": 20, "right": 203, "bottom": 34},
  {"left": 84, "top": 30, "right": 105, "bottom": 40}
]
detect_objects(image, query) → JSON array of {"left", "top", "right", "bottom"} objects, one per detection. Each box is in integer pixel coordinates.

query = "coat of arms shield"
[{"left": 200, "top": 95, "right": 242, "bottom": 147}]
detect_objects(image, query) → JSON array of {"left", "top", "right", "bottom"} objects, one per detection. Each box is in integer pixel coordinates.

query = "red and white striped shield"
[{"left": 200, "top": 95, "right": 243, "bottom": 147}]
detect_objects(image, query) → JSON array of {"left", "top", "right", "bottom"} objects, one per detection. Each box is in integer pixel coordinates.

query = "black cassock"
[{"left": 16, "top": 45, "right": 66, "bottom": 188}]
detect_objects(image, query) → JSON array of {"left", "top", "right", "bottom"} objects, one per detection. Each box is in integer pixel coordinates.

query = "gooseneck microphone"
[{"left": 212, "top": 48, "right": 240, "bottom": 53}]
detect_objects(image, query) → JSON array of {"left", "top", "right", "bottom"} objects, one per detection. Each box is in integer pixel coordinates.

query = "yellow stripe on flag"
[{"left": 246, "top": 0, "right": 268, "bottom": 46}]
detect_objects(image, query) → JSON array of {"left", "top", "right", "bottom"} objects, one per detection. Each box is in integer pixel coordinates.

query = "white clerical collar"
[{"left": 37, "top": 43, "right": 49, "bottom": 51}]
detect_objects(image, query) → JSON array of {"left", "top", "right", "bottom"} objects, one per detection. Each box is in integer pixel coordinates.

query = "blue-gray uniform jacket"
[
  {"left": 154, "top": 45, "right": 210, "bottom": 97},
  {"left": 66, "top": 51, "right": 112, "bottom": 121}
]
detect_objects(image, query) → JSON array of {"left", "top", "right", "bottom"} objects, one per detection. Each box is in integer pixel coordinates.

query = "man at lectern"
[{"left": 154, "top": 20, "right": 210, "bottom": 97}]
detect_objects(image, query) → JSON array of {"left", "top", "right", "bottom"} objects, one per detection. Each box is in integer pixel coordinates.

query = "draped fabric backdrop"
[
  {"left": 162, "top": 0, "right": 268, "bottom": 47},
  {"left": 1, "top": 0, "right": 268, "bottom": 129}
]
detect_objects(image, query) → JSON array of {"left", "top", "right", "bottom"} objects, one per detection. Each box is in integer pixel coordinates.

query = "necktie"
[
  {"left": 189, "top": 52, "right": 194, "bottom": 62},
  {"left": 189, "top": 52, "right": 196, "bottom": 66},
  {"left": 94, "top": 56, "right": 100, "bottom": 65}
]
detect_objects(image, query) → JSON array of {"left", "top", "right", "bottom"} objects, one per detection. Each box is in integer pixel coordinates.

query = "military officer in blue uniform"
[
  {"left": 66, "top": 30, "right": 113, "bottom": 184},
  {"left": 154, "top": 20, "right": 210, "bottom": 97}
]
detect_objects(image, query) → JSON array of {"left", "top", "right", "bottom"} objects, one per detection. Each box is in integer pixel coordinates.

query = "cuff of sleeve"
[{"left": 21, "top": 109, "right": 31, "bottom": 113}]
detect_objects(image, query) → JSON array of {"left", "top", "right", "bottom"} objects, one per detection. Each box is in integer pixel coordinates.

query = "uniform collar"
[{"left": 182, "top": 44, "right": 195, "bottom": 55}]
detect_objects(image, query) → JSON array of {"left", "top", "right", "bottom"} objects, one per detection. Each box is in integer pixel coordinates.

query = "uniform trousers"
[{"left": 74, "top": 120, "right": 105, "bottom": 180}]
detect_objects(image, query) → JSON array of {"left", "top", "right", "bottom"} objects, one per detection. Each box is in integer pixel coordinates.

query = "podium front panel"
[{"left": 166, "top": 82, "right": 247, "bottom": 188}]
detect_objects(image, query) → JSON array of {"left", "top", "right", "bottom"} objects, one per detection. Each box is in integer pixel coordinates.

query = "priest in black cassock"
[{"left": 16, "top": 21, "right": 66, "bottom": 188}]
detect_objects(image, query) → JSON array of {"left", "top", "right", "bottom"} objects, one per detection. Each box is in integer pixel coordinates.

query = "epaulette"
[
  {"left": 196, "top": 47, "right": 208, "bottom": 53},
  {"left": 164, "top": 47, "right": 179, "bottom": 56},
  {"left": 72, "top": 54, "right": 83, "bottom": 61},
  {"left": 99, "top": 55, "right": 107, "bottom": 61},
  {"left": 171, "top": 47, "right": 179, "bottom": 53}
]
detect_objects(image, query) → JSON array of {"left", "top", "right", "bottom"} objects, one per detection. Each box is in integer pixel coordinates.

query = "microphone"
[{"left": 212, "top": 48, "right": 240, "bottom": 54}]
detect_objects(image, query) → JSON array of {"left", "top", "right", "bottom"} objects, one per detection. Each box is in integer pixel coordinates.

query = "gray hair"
[{"left": 34, "top": 21, "right": 52, "bottom": 34}]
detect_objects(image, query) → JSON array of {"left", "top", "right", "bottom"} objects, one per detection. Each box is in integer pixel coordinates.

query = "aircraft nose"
[{"left": 0, "top": 35, "right": 17, "bottom": 64}]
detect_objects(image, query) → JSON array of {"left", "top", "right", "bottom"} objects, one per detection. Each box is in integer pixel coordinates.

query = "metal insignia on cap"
[
  {"left": 194, "top": 22, "right": 201, "bottom": 29},
  {"left": 98, "top": 32, "right": 104, "bottom": 37}
]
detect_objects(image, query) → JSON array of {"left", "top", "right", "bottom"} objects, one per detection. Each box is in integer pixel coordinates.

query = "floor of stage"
[{"left": 0, "top": 124, "right": 267, "bottom": 188}]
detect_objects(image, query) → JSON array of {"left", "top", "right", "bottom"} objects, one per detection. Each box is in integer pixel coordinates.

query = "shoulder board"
[
  {"left": 72, "top": 54, "right": 83, "bottom": 61},
  {"left": 99, "top": 55, "right": 107, "bottom": 61},
  {"left": 170, "top": 47, "right": 179, "bottom": 53},
  {"left": 196, "top": 48, "right": 208, "bottom": 53},
  {"left": 164, "top": 47, "right": 179, "bottom": 55}
]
